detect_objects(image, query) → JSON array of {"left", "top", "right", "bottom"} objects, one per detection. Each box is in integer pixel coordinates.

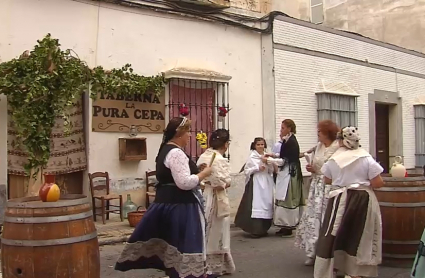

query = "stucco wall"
[
  {"left": 0, "top": 0, "right": 263, "bottom": 210},
  {"left": 229, "top": 0, "right": 310, "bottom": 19},
  {"left": 273, "top": 18, "right": 425, "bottom": 176},
  {"left": 258, "top": 0, "right": 425, "bottom": 54},
  {"left": 323, "top": 0, "right": 425, "bottom": 54}
]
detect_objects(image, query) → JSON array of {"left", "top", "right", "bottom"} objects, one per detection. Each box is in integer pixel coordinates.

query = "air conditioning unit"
[{"left": 166, "top": 0, "right": 230, "bottom": 9}]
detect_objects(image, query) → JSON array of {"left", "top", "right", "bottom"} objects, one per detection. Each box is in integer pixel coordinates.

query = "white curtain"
[
  {"left": 414, "top": 105, "right": 425, "bottom": 167},
  {"left": 317, "top": 93, "right": 357, "bottom": 128}
]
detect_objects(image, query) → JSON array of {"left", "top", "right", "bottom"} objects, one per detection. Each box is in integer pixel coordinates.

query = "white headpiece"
[{"left": 338, "top": 126, "right": 361, "bottom": 150}]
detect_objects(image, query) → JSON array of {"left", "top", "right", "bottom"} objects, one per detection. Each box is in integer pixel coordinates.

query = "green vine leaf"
[{"left": 0, "top": 34, "right": 165, "bottom": 178}]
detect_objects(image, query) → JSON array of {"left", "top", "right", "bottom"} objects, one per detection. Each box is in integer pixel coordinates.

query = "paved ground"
[
  {"left": 96, "top": 218, "right": 134, "bottom": 245},
  {"left": 100, "top": 228, "right": 412, "bottom": 278}
]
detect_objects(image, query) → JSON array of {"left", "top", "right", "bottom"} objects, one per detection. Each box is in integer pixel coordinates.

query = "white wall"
[
  {"left": 91, "top": 2, "right": 262, "bottom": 177},
  {"left": 0, "top": 0, "right": 263, "bottom": 207},
  {"left": 273, "top": 18, "right": 425, "bottom": 174},
  {"left": 273, "top": 20, "right": 425, "bottom": 75}
]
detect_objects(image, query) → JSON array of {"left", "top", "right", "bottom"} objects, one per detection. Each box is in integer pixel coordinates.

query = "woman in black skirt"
[
  {"left": 115, "top": 117, "right": 212, "bottom": 278},
  {"left": 235, "top": 137, "right": 277, "bottom": 237},
  {"left": 314, "top": 126, "right": 383, "bottom": 278}
]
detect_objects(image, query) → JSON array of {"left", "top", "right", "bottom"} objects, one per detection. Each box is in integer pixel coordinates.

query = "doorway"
[{"left": 375, "top": 103, "right": 390, "bottom": 173}]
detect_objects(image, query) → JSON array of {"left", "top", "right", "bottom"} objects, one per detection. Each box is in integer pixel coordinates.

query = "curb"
[
  {"left": 98, "top": 224, "right": 239, "bottom": 246},
  {"left": 99, "top": 236, "right": 129, "bottom": 246}
]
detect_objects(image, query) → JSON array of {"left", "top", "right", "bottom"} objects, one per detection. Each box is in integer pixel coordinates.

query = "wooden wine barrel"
[
  {"left": 375, "top": 175, "right": 425, "bottom": 268},
  {"left": 1, "top": 194, "right": 100, "bottom": 278}
]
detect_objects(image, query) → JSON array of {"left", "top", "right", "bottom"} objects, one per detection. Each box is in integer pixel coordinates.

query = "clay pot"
[
  {"left": 39, "top": 174, "right": 61, "bottom": 202},
  {"left": 390, "top": 156, "right": 407, "bottom": 178}
]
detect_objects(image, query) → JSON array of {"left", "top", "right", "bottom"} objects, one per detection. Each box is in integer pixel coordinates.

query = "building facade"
[
  {"left": 1, "top": 0, "right": 425, "bottom": 221},
  {"left": 0, "top": 0, "right": 268, "bottom": 214},
  {"left": 271, "top": 15, "right": 425, "bottom": 177}
]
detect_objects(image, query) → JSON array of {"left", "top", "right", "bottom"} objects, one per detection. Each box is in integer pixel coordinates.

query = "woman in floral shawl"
[{"left": 295, "top": 120, "right": 340, "bottom": 266}]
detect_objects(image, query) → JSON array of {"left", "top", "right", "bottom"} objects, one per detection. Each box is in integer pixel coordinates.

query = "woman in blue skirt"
[{"left": 115, "top": 117, "right": 213, "bottom": 278}]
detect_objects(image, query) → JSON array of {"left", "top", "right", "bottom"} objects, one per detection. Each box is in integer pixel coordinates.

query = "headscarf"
[
  {"left": 161, "top": 117, "right": 188, "bottom": 145},
  {"left": 337, "top": 126, "right": 361, "bottom": 150},
  {"left": 155, "top": 117, "right": 188, "bottom": 162}
]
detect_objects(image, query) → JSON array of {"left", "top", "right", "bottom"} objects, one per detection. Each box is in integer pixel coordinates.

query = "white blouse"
[
  {"left": 321, "top": 156, "right": 383, "bottom": 187},
  {"left": 164, "top": 148, "right": 199, "bottom": 190}
]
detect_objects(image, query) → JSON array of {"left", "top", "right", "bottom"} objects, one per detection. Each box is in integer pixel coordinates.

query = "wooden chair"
[
  {"left": 88, "top": 172, "right": 123, "bottom": 224},
  {"left": 145, "top": 170, "right": 157, "bottom": 208}
]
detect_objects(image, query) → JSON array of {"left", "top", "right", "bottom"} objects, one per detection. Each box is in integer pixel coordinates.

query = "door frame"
[{"left": 368, "top": 90, "right": 403, "bottom": 165}]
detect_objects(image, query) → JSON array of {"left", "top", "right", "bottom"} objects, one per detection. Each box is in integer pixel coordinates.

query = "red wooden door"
[
  {"left": 375, "top": 104, "right": 390, "bottom": 173},
  {"left": 169, "top": 80, "right": 215, "bottom": 161}
]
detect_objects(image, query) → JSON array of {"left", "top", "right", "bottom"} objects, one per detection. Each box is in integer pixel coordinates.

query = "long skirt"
[
  {"left": 295, "top": 174, "right": 330, "bottom": 258},
  {"left": 234, "top": 175, "right": 272, "bottom": 236},
  {"left": 115, "top": 202, "right": 206, "bottom": 278},
  {"left": 314, "top": 189, "right": 381, "bottom": 278},
  {"left": 411, "top": 227, "right": 425, "bottom": 277},
  {"left": 204, "top": 187, "right": 236, "bottom": 275},
  {"left": 274, "top": 168, "right": 305, "bottom": 229}
]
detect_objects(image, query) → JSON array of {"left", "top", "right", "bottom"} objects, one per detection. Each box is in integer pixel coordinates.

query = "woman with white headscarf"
[{"left": 314, "top": 126, "right": 384, "bottom": 278}]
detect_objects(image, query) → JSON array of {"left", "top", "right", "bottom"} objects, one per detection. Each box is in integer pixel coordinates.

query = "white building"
[
  {"left": 270, "top": 16, "right": 425, "bottom": 177},
  {"left": 1, "top": 0, "right": 425, "bottom": 221},
  {"left": 0, "top": 0, "right": 268, "bottom": 216}
]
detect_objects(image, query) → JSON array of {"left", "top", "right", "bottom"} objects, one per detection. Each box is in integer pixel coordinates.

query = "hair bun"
[{"left": 209, "top": 129, "right": 230, "bottom": 150}]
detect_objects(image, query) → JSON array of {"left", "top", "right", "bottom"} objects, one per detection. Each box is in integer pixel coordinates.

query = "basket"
[{"left": 127, "top": 206, "right": 147, "bottom": 227}]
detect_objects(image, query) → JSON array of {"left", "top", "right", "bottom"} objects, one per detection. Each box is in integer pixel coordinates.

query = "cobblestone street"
[{"left": 100, "top": 228, "right": 412, "bottom": 278}]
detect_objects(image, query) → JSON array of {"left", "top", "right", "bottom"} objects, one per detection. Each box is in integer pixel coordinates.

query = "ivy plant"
[{"left": 0, "top": 34, "right": 164, "bottom": 178}]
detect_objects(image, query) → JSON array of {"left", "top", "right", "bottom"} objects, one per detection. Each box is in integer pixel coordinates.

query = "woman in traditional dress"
[
  {"left": 411, "top": 228, "right": 425, "bottom": 277},
  {"left": 295, "top": 120, "right": 340, "bottom": 266},
  {"left": 235, "top": 137, "right": 277, "bottom": 238},
  {"left": 196, "top": 129, "right": 236, "bottom": 277},
  {"left": 115, "top": 117, "right": 213, "bottom": 278},
  {"left": 270, "top": 119, "right": 305, "bottom": 237},
  {"left": 314, "top": 126, "right": 383, "bottom": 278}
]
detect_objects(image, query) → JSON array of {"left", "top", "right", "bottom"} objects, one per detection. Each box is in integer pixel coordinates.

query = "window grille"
[
  {"left": 167, "top": 78, "right": 230, "bottom": 162},
  {"left": 414, "top": 105, "right": 425, "bottom": 167},
  {"left": 317, "top": 93, "right": 357, "bottom": 128}
]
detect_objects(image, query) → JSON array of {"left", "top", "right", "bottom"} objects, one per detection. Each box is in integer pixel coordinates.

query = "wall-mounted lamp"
[{"left": 129, "top": 125, "right": 137, "bottom": 137}]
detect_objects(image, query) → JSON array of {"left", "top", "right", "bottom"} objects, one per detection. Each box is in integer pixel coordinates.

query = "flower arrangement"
[
  {"left": 196, "top": 131, "right": 208, "bottom": 149},
  {"left": 179, "top": 103, "right": 189, "bottom": 116},
  {"left": 217, "top": 106, "right": 231, "bottom": 122},
  {"left": 218, "top": 106, "right": 229, "bottom": 117}
]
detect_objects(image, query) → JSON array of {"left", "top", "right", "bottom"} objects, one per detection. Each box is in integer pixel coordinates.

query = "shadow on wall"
[
  {"left": 228, "top": 173, "right": 246, "bottom": 220},
  {"left": 0, "top": 184, "right": 6, "bottom": 223},
  {"left": 92, "top": 178, "right": 146, "bottom": 211}
]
